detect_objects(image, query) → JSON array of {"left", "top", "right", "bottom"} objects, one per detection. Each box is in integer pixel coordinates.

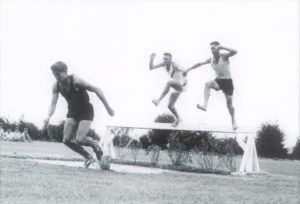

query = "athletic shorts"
[
  {"left": 171, "top": 81, "right": 188, "bottom": 93},
  {"left": 215, "top": 78, "right": 234, "bottom": 96},
  {"left": 181, "top": 81, "right": 188, "bottom": 92},
  {"left": 67, "top": 103, "right": 94, "bottom": 121}
]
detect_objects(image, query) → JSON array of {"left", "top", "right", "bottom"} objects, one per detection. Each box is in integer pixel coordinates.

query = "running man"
[
  {"left": 185, "top": 41, "right": 238, "bottom": 130},
  {"left": 44, "top": 61, "right": 115, "bottom": 168},
  {"left": 149, "top": 53, "right": 187, "bottom": 126}
]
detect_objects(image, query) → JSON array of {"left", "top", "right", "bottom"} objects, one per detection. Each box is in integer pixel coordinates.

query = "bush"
[
  {"left": 129, "top": 140, "right": 141, "bottom": 163},
  {"left": 145, "top": 113, "right": 176, "bottom": 149},
  {"left": 147, "top": 144, "right": 161, "bottom": 165},
  {"left": 112, "top": 127, "right": 131, "bottom": 147},
  {"left": 44, "top": 121, "right": 64, "bottom": 142},
  {"left": 167, "top": 134, "right": 191, "bottom": 166},
  {"left": 256, "top": 122, "right": 287, "bottom": 158},
  {"left": 139, "top": 134, "right": 152, "bottom": 150},
  {"left": 0, "top": 117, "right": 9, "bottom": 130}
]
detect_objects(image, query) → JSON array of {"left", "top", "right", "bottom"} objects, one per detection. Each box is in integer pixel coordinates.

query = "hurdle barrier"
[{"left": 99, "top": 122, "right": 261, "bottom": 174}]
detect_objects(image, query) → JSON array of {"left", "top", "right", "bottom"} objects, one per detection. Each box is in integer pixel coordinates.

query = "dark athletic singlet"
[{"left": 57, "top": 75, "right": 94, "bottom": 121}]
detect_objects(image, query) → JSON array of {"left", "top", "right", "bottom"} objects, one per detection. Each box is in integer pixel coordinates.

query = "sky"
[{"left": 0, "top": 0, "right": 299, "bottom": 146}]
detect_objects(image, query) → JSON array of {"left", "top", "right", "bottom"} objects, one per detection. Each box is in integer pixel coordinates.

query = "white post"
[
  {"left": 235, "top": 133, "right": 246, "bottom": 152},
  {"left": 238, "top": 133, "right": 260, "bottom": 173},
  {"left": 99, "top": 127, "right": 117, "bottom": 159}
]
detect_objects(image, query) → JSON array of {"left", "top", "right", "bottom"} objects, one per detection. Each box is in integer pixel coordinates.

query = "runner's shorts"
[
  {"left": 215, "top": 78, "right": 234, "bottom": 96},
  {"left": 67, "top": 103, "right": 94, "bottom": 121}
]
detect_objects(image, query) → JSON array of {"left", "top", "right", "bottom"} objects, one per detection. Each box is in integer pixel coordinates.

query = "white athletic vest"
[
  {"left": 164, "top": 62, "right": 187, "bottom": 85},
  {"left": 210, "top": 54, "right": 231, "bottom": 79}
]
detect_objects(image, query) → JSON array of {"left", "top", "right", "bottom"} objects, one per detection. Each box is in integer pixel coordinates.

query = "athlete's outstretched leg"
[
  {"left": 152, "top": 80, "right": 183, "bottom": 106},
  {"left": 63, "top": 118, "right": 93, "bottom": 160},
  {"left": 168, "top": 92, "right": 182, "bottom": 126},
  {"left": 75, "top": 120, "right": 103, "bottom": 161},
  {"left": 197, "top": 80, "right": 219, "bottom": 111},
  {"left": 225, "top": 94, "right": 238, "bottom": 130}
]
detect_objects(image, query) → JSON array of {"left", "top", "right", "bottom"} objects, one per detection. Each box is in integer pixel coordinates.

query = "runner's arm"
[
  {"left": 45, "top": 83, "right": 59, "bottom": 126},
  {"left": 184, "top": 58, "right": 210, "bottom": 74},
  {"left": 149, "top": 53, "right": 164, "bottom": 70},
  {"left": 220, "top": 45, "right": 237, "bottom": 59},
  {"left": 74, "top": 76, "right": 115, "bottom": 116}
]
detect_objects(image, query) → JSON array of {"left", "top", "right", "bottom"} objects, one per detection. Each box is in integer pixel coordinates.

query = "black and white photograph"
[{"left": 0, "top": 0, "right": 299, "bottom": 203}]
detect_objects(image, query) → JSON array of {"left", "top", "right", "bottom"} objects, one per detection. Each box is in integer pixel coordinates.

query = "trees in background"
[
  {"left": 0, "top": 116, "right": 99, "bottom": 142},
  {"left": 256, "top": 122, "right": 287, "bottom": 159},
  {"left": 2, "top": 115, "right": 296, "bottom": 161},
  {"left": 139, "top": 113, "right": 243, "bottom": 155}
]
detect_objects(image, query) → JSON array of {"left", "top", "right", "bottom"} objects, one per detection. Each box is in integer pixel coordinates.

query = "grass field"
[{"left": 0, "top": 141, "right": 299, "bottom": 204}]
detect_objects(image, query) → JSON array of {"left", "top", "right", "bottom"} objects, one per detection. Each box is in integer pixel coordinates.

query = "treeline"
[
  {"left": 112, "top": 114, "right": 300, "bottom": 160},
  {"left": 0, "top": 117, "right": 99, "bottom": 142},
  {"left": 1, "top": 115, "right": 299, "bottom": 160}
]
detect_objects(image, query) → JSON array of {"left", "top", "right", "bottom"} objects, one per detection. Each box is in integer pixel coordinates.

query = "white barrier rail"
[{"left": 99, "top": 122, "right": 261, "bottom": 174}]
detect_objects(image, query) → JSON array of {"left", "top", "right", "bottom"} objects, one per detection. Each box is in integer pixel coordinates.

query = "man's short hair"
[
  {"left": 163, "top": 53, "right": 172, "bottom": 57},
  {"left": 210, "top": 41, "right": 220, "bottom": 46},
  {"left": 51, "top": 61, "right": 68, "bottom": 73}
]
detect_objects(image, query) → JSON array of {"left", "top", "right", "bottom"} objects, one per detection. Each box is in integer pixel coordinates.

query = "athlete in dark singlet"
[
  {"left": 185, "top": 41, "right": 238, "bottom": 130},
  {"left": 58, "top": 75, "right": 94, "bottom": 121},
  {"left": 44, "top": 61, "right": 114, "bottom": 168}
]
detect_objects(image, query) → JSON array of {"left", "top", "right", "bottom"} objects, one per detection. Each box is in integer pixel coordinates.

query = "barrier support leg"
[
  {"left": 238, "top": 133, "right": 260, "bottom": 174},
  {"left": 99, "top": 127, "right": 117, "bottom": 159}
]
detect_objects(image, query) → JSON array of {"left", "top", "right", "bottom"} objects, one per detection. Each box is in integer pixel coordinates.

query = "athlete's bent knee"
[
  {"left": 168, "top": 105, "right": 175, "bottom": 111},
  {"left": 167, "top": 81, "right": 173, "bottom": 86},
  {"left": 75, "top": 137, "right": 85, "bottom": 145},
  {"left": 63, "top": 138, "right": 71, "bottom": 145}
]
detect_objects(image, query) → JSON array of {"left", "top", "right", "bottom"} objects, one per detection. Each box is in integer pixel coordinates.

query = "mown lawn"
[{"left": 0, "top": 141, "right": 299, "bottom": 204}]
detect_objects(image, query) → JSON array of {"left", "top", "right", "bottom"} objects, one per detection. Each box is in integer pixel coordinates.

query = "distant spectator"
[
  {"left": 4, "top": 128, "right": 13, "bottom": 141},
  {"left": 21, "top": 127, "right": 33, "bottom": 143},
  {"left": 11, "top": 127, "right": 22, "bottom": 142}
]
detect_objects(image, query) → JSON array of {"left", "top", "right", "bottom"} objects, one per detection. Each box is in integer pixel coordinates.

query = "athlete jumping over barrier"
[
  {"left": 149, "top": 53, "right": 187, "bottom": 127},
  {"left": 44, "top": 61, "right": 115, "bottom": 168},
  {"left": 185, "top": 42, "right": 238, "bottom": 130}
]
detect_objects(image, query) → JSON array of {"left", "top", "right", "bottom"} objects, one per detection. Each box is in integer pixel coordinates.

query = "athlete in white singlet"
[
  {"left": 185, "top": 41, "right": 238, "bottom": 130},
  {"left": 149, "top": 53, "right": 187, "bottom": 126}
]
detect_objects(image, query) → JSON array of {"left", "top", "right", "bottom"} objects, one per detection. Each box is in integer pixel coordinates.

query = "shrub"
[
  {"left": 147, "top": 144, "right": 161, "bottom": 165},
  {"left": 45, "top": 122, "right": 64, "bottom": 142},
  {"left": 112, "top": 127, "right": 130, "bottom": 147},
  {"left": 256, "top": 122, "right": 287, "bottom": 158},
  {"left": 129, "top": 140, "right": 141, "bottom": 163},
  {"left": 146, "top": 113, "right": 176, "bottom": 149},
  {"left": 191, "top": 149, "right": 216, "bottom": 170},
  {"left": 167, "top": 131, "right": 189, "bottom": 165},
  {"left": 139, "top": 134, "right": 152, "bottom": 150}
]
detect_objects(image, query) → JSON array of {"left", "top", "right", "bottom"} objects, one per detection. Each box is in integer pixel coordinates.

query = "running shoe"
[{"left": 84, "top": 157, "right": 95, "bottom": 168}]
